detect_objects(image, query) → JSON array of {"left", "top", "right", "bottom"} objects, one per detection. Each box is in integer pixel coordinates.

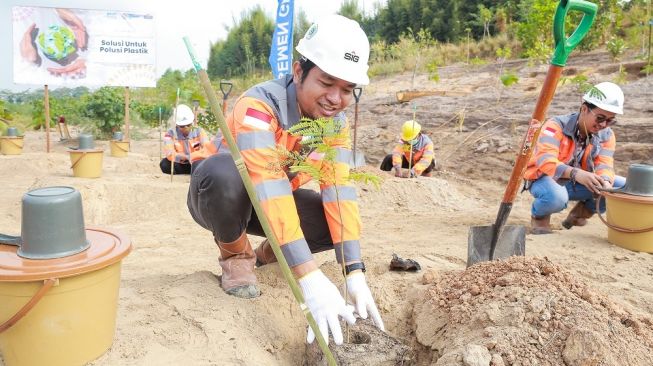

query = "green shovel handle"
[{"left": 552, "top": 0, "right": 598, "bottom": 66}]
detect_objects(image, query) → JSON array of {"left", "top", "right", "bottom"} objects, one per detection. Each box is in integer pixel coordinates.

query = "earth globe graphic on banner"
[{"left": 37, "top": 25, "right": 78, "bottom": 66}]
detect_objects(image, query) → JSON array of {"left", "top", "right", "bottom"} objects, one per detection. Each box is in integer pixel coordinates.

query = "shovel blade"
[
  {"left": 349, "top": 151, "right": 366, "bottom": 168},
  {"left": 467, "top": 224, "right": 526, "bottom": 267}
]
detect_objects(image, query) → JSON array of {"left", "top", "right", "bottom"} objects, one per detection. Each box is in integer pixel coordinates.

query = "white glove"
[
  {"left": 345, "top": 272, "right": 385, "bottom": 331},
  {"left": 299, "top": 270, "right": 356, "bottom": 345}
]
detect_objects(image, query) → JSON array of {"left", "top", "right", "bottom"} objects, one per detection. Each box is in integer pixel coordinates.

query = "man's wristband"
[
  {"left": 345, "top": 262, "right": 366, "bottom": 275},
  {"left": 570, "top": 168, "right": 579, "bottom": 183}
]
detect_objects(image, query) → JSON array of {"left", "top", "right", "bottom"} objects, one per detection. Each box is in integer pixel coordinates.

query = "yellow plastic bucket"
[
  {"left": 0, "top": 137, "right": 24, "bottom": 155},
  {"left": 69, "top": 150, "right": 104, "bottom": 178},
  {"left": 0, "top": 227, "right": 131, "bottom": 366},
  {"left": 109, "top": 140, "right": 129, "bottom": 158},
  {"left": 602, "top": 192, "right": 653, "bottom": 252}
]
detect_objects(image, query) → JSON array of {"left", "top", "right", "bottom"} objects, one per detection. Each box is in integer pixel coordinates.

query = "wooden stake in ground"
[
  {"left": 159, "top": 107, "right": 163, "bottom": 160},
  {"left": 170, "top": 88, "right": 180, "bottom": 182},
  {"left": 124, "top": 87, "right": 131, "bottom": 143},
  {"left": 44, "top": 84, "right": 50, "bottom": 153}
]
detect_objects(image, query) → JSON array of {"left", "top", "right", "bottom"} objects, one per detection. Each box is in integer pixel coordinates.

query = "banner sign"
[
  {"left": 268, "top": 0, "right": 294, "bottom": 79},
  {"left": 12, "top": 6, "right": 156, "bottom": 87}
]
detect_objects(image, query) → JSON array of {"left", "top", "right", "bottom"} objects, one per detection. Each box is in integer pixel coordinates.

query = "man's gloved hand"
[
  {"left": 299, "top": 270, "right": 356, "bottom": 345},
  {"left": 345, "top": 272, "right": 385, "bottom": 331},
  {"left": 393, "top": 165, "right": 402, "bottom": 177}
]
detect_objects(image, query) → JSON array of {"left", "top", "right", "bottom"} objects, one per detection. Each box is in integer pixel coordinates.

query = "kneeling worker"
[
  {"left": 187, "top": 15, "right": 384, "bottom": 345},
  {"left": 160, "top": 104, "right": 209, "bottom": 175},
  {"left": 380, "top": 120, "right": 435, "bottom": 177},
  {"left": 524, "top": 82, "right": 626, "bottom": 234}
]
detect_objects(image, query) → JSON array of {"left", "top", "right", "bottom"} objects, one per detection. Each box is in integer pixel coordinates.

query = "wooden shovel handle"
[
  {"left": 0, "top": 278, "right": 57, "bottom": 333},
  {"left": 501, "top": 65, "right": 563, "bottom": 204}
]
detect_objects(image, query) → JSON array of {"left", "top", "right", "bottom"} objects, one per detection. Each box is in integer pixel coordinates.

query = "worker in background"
[
  {"left": 160, "top": 104, "right": 210, "bottom": 175},
  {"left": 380, "top": 120, "right": 435, "bottom": 178},
  {"left": 187, "top": 15, "right": 384, "bottom": 345},
  {"left": 524, "top": 82, "right": 627, "bottom": 234}
]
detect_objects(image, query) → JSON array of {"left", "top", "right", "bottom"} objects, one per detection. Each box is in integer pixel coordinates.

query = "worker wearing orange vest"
[
  {"left": 160, "top": 104, "right": 212, "bottom": 175},
  {"left": 380, "top": 120, "right": 435, "bottom": 178},
  {"left": 523, "top": 82, "right": 626, "bottom": 234},
  {"left": 187, "top": 15, "right": 383, "bottom": 345}
]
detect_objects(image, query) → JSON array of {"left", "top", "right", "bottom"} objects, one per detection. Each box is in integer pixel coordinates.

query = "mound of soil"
[{"left": 411, "top": 257, "right": 653, "bottom": 366}]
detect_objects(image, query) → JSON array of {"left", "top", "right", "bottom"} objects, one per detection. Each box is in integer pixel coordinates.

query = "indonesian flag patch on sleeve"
[
  {"left": 243, "top": 108, "right": 273, "bottom": 130},
  {"left": 542, "top": 127, "right": 556, "bottom": 137}
]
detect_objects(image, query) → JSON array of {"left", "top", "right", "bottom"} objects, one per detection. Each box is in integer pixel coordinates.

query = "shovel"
[
  {"left": 350, "top": 87, "right": 366, "bottom": 168},
  {"left": 467, "top": 0, "right": 598, "bottom": 267},
  {"left": 220, "top": 81, "right": 233, "bottom": 115}
]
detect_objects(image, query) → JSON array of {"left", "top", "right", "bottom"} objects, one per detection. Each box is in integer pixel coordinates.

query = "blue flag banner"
[{"left": 269, "top": 0, "right": 294, "bottom": 79}]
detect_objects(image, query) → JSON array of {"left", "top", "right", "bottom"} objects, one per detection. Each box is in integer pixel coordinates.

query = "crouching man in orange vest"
[
  {"left": 380, "top": 120, "right": 435, "bottom": 178},
  {"left": 186, "top": 15, "right": 384, "bottom": 345},
  {"left": 523, "top": 82, "right": 627, "bottom": 234},
  {"left": 160, "top": 104, "right": 211, "bottom": 175}
]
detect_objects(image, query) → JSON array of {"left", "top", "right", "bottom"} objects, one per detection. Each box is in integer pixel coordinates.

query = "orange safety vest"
[
  {"left": 208, "top": 75, "right": 362, "bottom": 267},
  {"left": 524, "top": 113, "right": 616, "bottom": 183},
  {"left": 391, "top": 134, "right": 435, "bottom": 175},
  {"left": 163, "top": 126, "right": 211, "bottom": 164}
]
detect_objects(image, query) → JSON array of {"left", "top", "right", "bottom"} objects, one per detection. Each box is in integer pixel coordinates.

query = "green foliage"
[
  {"left": 515, "top": 0, "right": 556, "bottom": 61},
  {"left": 83, "top": 87, "right": 125, "bottom": 135},
  {"left": 607, "top": 37, "right": 627, "bottom": 62},
  {"left": 500, "top": 71, "right": 519, "bottom": 86},
  {"left": 641, "top": 63, "right": 653, "bottom": 76},
  {"left": 469, "top": 57, "right": 488, "bottom": 66},
  {"left": 496, "top": 46, "right": 511, "bottom": 59},
  {"left": 426, "top": 61, "right": 440, "bottom": 82},
  {"left": 135, "top": 102, "right": 172, "bottom": 128},
  {"left": 270, "top": 117, "right": 382, "bottom": 188},
  {"left": 0, "top": 99, "right": 12, "bottom": 121},
  {"left": 197, "top": 110, "right": 219, "bottom": 135},
  {"left": 560, "top": 74, "right": 593, "bottom": 94},
  {"left": 613, "top": 64, "right": 628, "bottom": 84},
  {"left": 207, "top": 6, "right": 274, "bottom": 79}
]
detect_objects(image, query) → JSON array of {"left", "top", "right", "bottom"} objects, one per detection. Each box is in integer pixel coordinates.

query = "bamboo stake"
[
  {"left": 183, "top": 37, "right": 336, "bottom": 366},
  {"left": 407, "top": 103, "right": 417, "bottom": 177},
  {"left": 124, "top": 86, "right": 130, "bottom": 142},
  {"left": 171, "top": 88, "right": 180, "bottom": 182},
  {"left": 44, "top": 85, "right": 50, "bottom": 153},
  {"left": 159, "top": 107, "right": 163, "bottom": 160}
]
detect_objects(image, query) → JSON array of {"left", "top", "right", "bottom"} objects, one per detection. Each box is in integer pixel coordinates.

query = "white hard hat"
[
  {"left": 582, "top": 82, "right": 624, "bottom": 115},
  {"left": 296, "top": 14, "right": 370, "bottom": 85},
  {"left": 174, "top": 104, "right": 194, "bottom": 126}
]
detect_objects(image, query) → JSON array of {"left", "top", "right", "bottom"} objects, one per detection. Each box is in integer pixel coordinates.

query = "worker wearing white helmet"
[
  {"left": 380, "top": 120, "right": 436, "bottom": 178},
  {"left": 524, "top": 82, "right": 627, "bottom": 234},
  {"left": 187, "top": 15, "right": 384, "bottom": 345},
  {"left": 160, "top": 104, "right": 210, "bottom": 175}
]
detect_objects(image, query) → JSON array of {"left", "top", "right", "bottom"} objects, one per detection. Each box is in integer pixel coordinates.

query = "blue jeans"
[{"left": 529, "top": 175, "right": 626, "bottom": 217}]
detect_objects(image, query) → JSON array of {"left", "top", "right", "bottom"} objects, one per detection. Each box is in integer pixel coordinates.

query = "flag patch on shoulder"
[
  {"left": 542, "top": 127, "right": 556, "bottom": 137},
  {"left": 243, "top": 108, "right": 273, "bottom": 130}
]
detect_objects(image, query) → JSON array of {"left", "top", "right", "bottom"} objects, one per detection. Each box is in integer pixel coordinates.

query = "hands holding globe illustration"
[{"left": 19, "top": 8, "right": 88, "bottom": 77}]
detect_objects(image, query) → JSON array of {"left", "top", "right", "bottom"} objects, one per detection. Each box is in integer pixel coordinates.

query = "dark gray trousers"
[{"left": 187, "top": 153, "right": 333, "bottom": 254}]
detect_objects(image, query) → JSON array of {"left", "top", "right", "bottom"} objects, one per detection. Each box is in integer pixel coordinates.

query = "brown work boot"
[
  {"left": 530, "top": 215, "right": 553, "bottom": 235},
  {"left": 217, "top": 232, "right": 260, "bottom": 299},
  {"left": 561, "top": 202, "right": 594, "bottom": 229},
  {"left": 254, "top": 239, "right": 278, "bottom": 267}
]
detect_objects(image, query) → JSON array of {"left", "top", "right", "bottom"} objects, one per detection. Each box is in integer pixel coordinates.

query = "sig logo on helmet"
[{"left": 344, "top": 51, "right": 359, "bottom": 63}]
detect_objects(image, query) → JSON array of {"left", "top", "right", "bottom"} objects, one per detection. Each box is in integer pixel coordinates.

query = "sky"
[{"left": 0, "top": 0, "right": 386, "bottom": 91}]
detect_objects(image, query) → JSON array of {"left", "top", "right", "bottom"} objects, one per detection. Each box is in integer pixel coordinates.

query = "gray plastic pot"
[
  {"left": 0, "top": 186, "right": 90, "bottom": 259},
  {"left": 5, "top": 127, "right": 19, "bottom": 137},
  {"left": 603, "top": 164, "right": 653, "bottom": 197}
]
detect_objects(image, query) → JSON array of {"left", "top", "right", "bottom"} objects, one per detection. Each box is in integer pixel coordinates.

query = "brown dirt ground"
[{"left": 1, "top": 50, "right": 652, "bottom": 366}]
